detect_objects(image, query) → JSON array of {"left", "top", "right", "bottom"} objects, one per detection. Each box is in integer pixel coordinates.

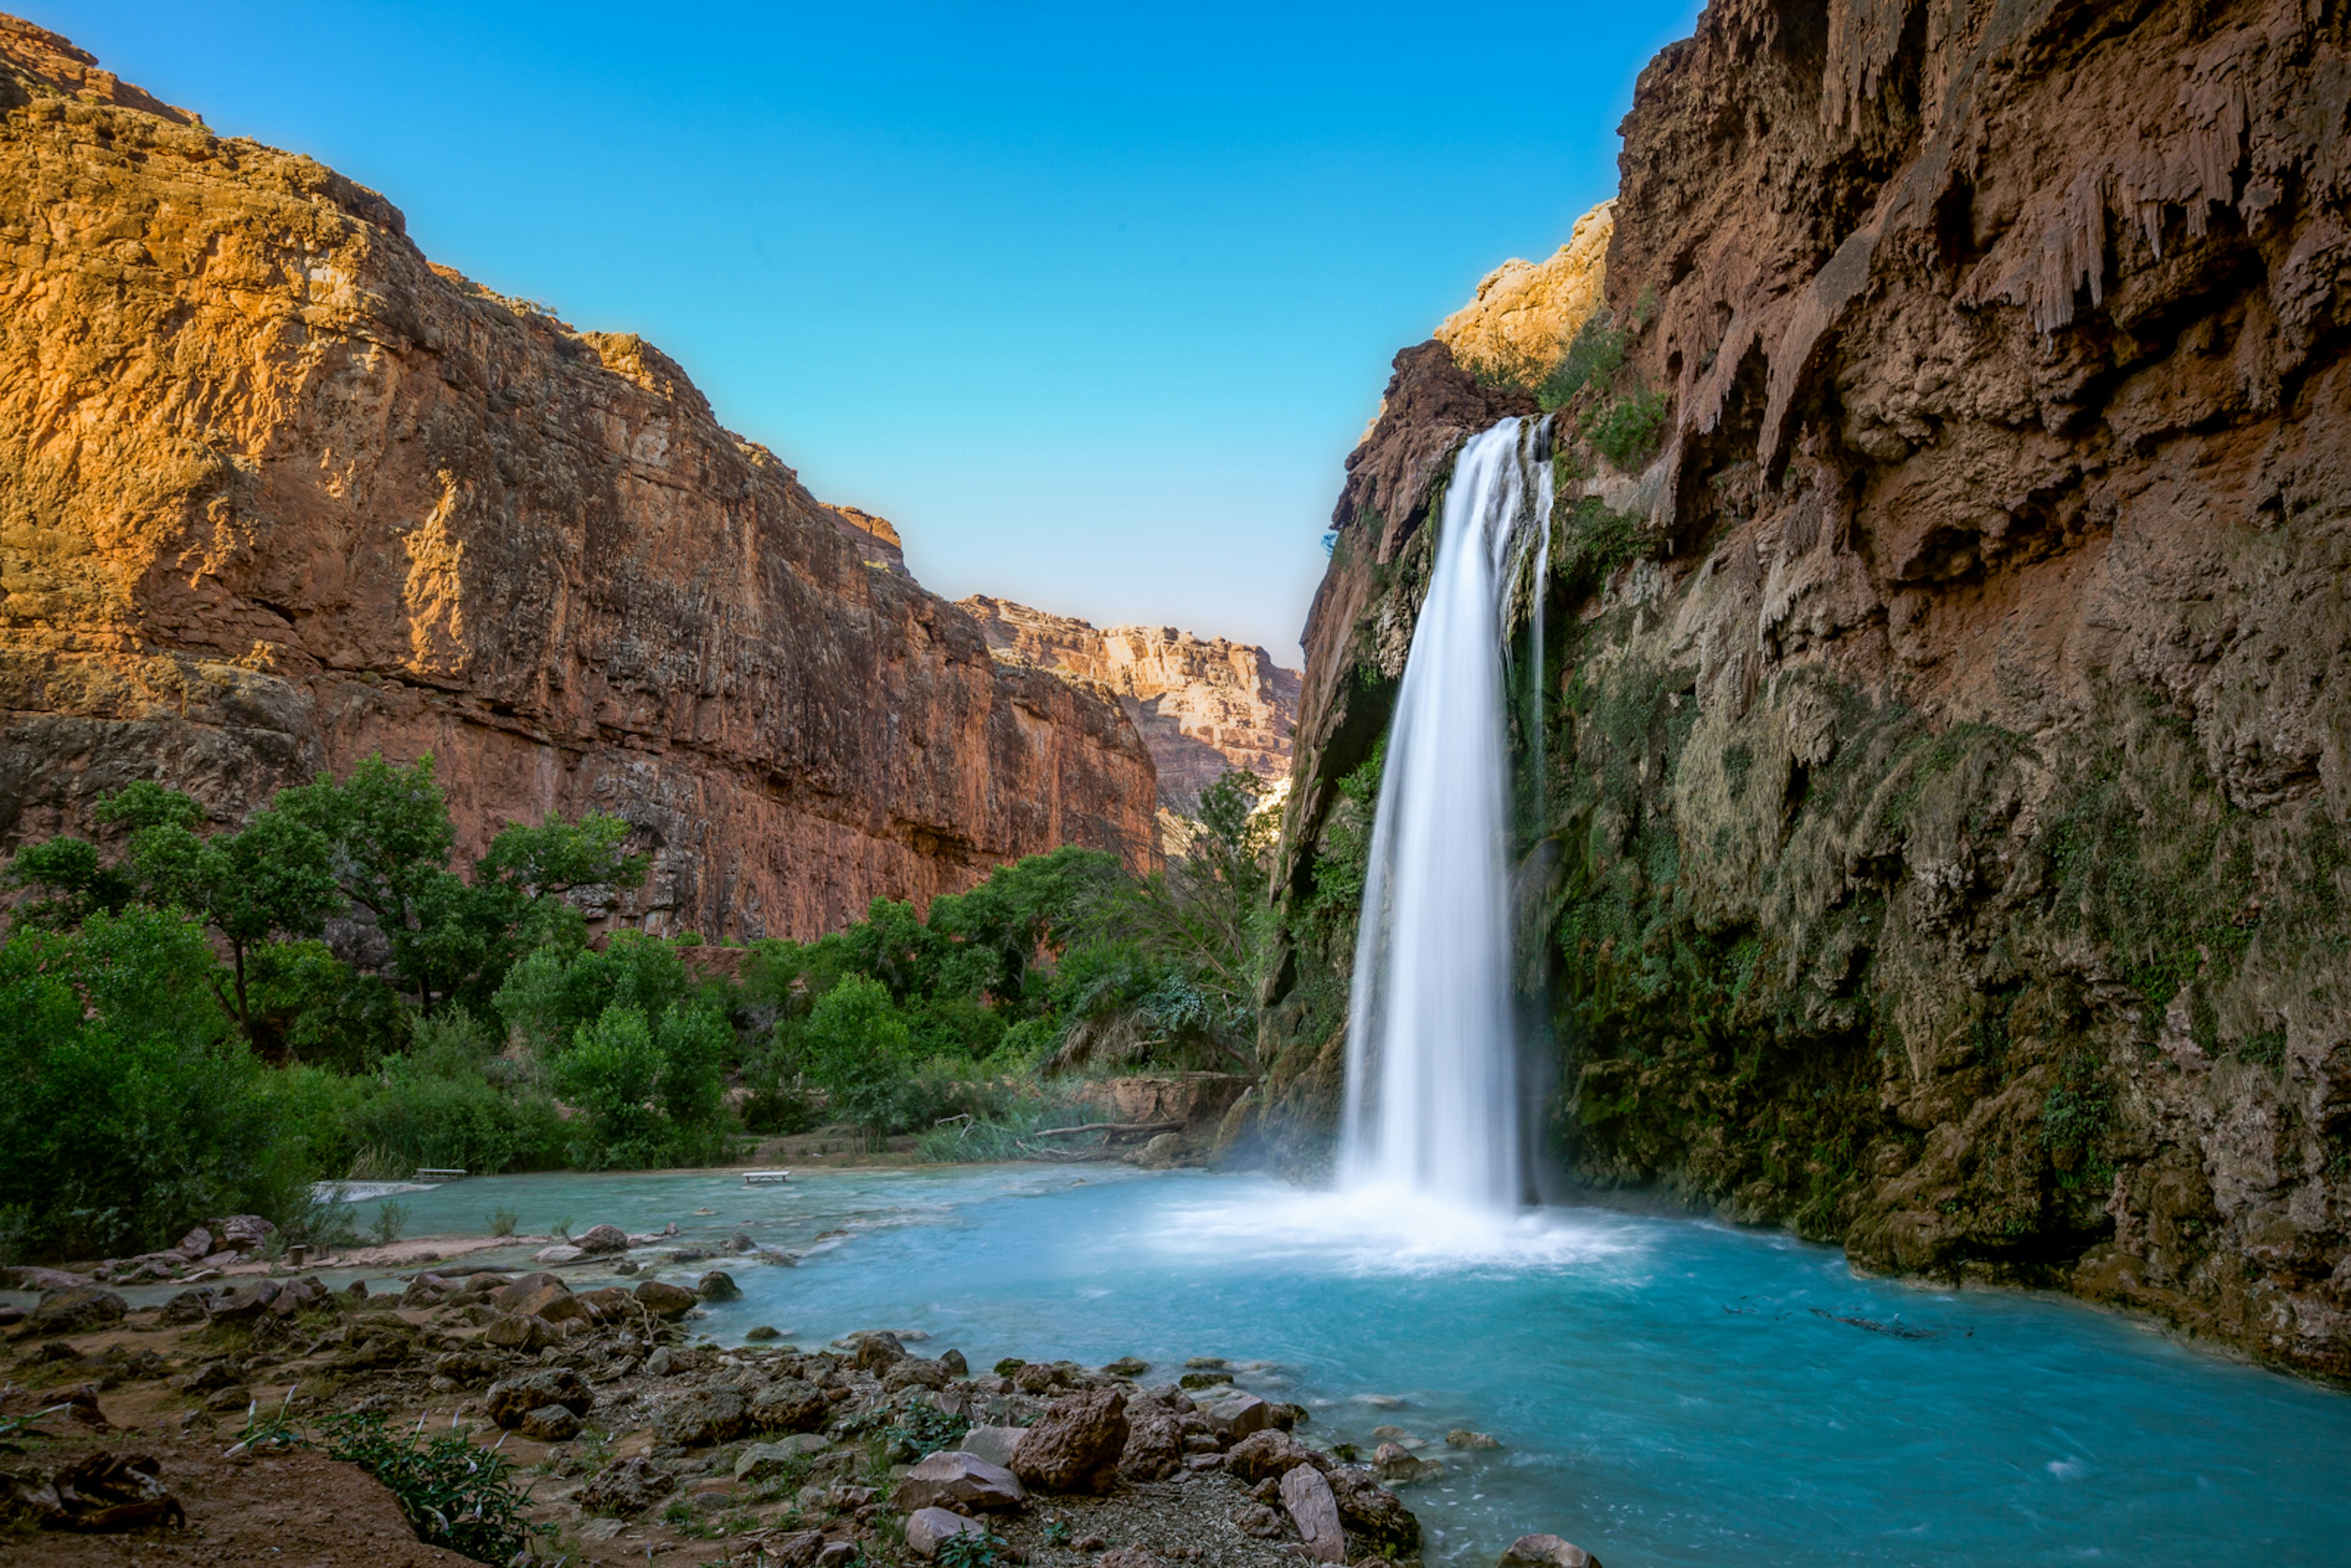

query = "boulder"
[
  {"left": 532, "top": 1244, "right": 587, "bottom": 1266},
  {"left": 697, "top": 1270, "right": 741, "bottom": 1302},
  {"left": 634, "top": 1280, "right": 698, "bottom": 1319},
  {"left": 768, "top": 1528, "right": 828, "bottom": 1567},
  {"left": 894, "top": 1450, "right": 1026, "bottom": 1514},
  {"left": 735, "top": 1436, "right": 831, "bottom": 1484},
  {"left": 882, "top": 1357, "right": 949, "bottom": 1392},
  {"left": 1327, "top": 1468, "right": 1420, "bottom": 1552},
  {"left": 580, "top": 1456, "right": 675, "bottom": 1517},
  {"left": 515, "top": 1285, "right": 588, "bottom": 1324},
  {"left": 956, "top": 1424, "right": 1027, "bottom": 1469},
  {"left": 1373, "top": 1442, "right": 1436, "bottom": 1482},
  {"left": 27, "top": 1287, "right": 127, "bottom": 1337},
  {"left": 1100, "top": 1356, "right": 1149, "bottom": 1378},
  {"left": 156, "top": 1288, "right": 213, "bottom": 1326},
  {"left": 431, "top": 1349, "right": 508, "bottom": 1387},
  {"left": 1279, "top": 1464, "right": 1346, "bottom": 1563},
  {"left": 486, "top": 1368, "right": 593, "bottom": 1428},
  {"left": 904, "top": 1507, "right": 989, "bottom": 1560},
  {"left": 1498, "top": 1535, "right": 1601, "bottom": 1568},
  {"left": 1203, "top": 1393, "right": 1277, "bottom": 1441},
  {"left": 1134, "top": 1132, "right": 1185, "bottom": 1169},
  {"left": 1011, "top": 1388, "right": 1128, "bottom": 1493},
  {"left": 573, "top": 1224, "right": 631, "bottom": 1256},
  {"left": 579, "top": 1286, "right": 636, "bottom": 1321},
  {"left": 519, "top": 1405, "right": 581, "bottom": 1442},
  {"left": 750, "top": 1378, "right": 830, "bottom": 1432},
  {"left": 214, "top": 1215, "right": 276, "bottom": 1251},
  {"left": 851, "top": 1332, "right": 907, "bottom": 1370},
  {"left": 171, "top": 1226, "right": 214, "bottom": 1259},
  {"left": 1226, "top": 1430, "right": 1318, "bottom": 1483},
  {"left": 656, "top": 1385, "right": 752, "bottom": 1447},
  {"left": 940, "top": 1348, "right": 968, "bottom": 1376},
  {"left": 482, "top": 1313, "right": 552, "bottom": 1353},
  {"left": 1117, "top": 1409, "right": 1185, "bottom": 1481},
  {"left": 1447, "top": 1429, "right": 1502, "bottom": 1449},
  {"left": 203, "top": 1281, "right": 282, "bottom": 1325},
  {"left": 816, "top": 1542, "right": 861, "bottom": 1568},
  {"left": 1232, "top": 1503, "right": 1286, "bottom": 1539}
]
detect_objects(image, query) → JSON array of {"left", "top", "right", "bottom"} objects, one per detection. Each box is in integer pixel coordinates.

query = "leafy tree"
[
  {"left": 119, "top": 795, "right": 345, "bottom": 1049},
  {"left": 546, "top": 1000, "right": 732, "bottom": 1168},
  {"left": 802, "top": 974, "right": 915, "bottom": 1144},
  {"left": 0, "top": 909, "right": 301, "bottom": 1259},
  {"left": 493, "top": 932, "right": 694, "bottom": 1057},
  {"left": 2, "top": 835, "right": 135, "bottom": 928}
]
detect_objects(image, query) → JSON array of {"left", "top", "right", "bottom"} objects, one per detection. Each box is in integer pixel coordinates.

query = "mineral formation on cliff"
[
  {"left": 1254, "top": 0, "right": 2351, "bottom": 1381},
  {"left": 0, "top": 18, "right": 1158, "bottom": 938},
  {"left": 961, "top": 596, "right": 1302, "bottom": 811}
]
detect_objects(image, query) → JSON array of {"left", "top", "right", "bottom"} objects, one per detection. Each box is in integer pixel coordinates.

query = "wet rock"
[
  {"left": 1373, "top": 1442, "right": 1436, "bottom": 1482},
  {"left": 1447, "top": 1428, "right": 1501, "bottom": 1449},
  {"left": 750, "top": 1378, "right": 830, "bottom": 1432},
  {"left": 697, "top": 1270, "right": 741, "bottom": 1302},
  {"left": 1203, "top": 1393, "right": 1277, "bottom": 1441},
  {"left": 746, "top": 1325, "right": 782, "bottom": 1342},
  {"left": 905, "top": 1506, "right": 988, "bottom": 1559},
  {"left": 26, "top": 1287, "right": 126, "bottom": 1337},
  {"left": 1178, "top": 1370, "right": 1232, "bottom": 1390},
  {"left": 533, "top": 1244, "right": 587, "bottom": 1265},
  {"left": 634, "top": 1280, "right": 699, "bottom": 1319},
  {"left": 656, "top": 1384, "right": 752, "bottom": 1446},
  {"left": 1011, "top": 1388, "right": 1128, "bottom": 1493},
  {"left": 894, "top": 1450, "right": 1026, "bottom": 1513},
  {"left": 1498, "top": 1534, "right": 1601, "bottom": 1568},
  {"left": 486, "top": 1368, "right": 593, "bottom": 1429},
  {"left": 1100, "top": 1356, "right": 1149, "bottom": 1378},
  {"left": 1279, "top": 1465, "right": 1346, "bottom": 1563},
  {"left": 1226, "top": 1430, "right": 1319, "bottom": 1483},
  {"left": 1327, "top": 1468, "right": 1420, "bottom": 1552},
  {"left": 482, "top": 1313, "right": 553, "bottom": 1353},
  {"left": 580, "top": 1456, "right": 676, "bottom": 1516},
  {"left": 520, "top": 1405, "right": 582, "bottom": 1442},
  {"left": 1134, "top": 1132, "right": 1185, "bottom": 1169},
  {"left": 852, "top": 1331, "right": 907, "bottom": 1370},
  {"left": 574, "top": 1224, "right": 631, "bottom": 1255},
  {"left": 1232, "top": 1503, "right": 1286, "bottom": 1539}
]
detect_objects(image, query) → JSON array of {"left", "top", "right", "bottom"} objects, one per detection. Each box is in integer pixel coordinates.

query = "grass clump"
[{"left": 318, "top": 1411, "right": 554, "bottom": 1564}]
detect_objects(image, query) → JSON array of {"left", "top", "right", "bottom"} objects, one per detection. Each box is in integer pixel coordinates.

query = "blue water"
[{"left": 113, "top": 1166, "right": 2351, "bottom": 1565}]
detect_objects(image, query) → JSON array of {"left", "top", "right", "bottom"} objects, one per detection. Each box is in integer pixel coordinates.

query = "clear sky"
[{"left": 48, "top": 1, "right": 1701, "bottom": 658}]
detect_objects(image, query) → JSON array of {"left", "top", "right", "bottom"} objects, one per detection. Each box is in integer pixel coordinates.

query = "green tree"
[
  {"left": 0, "top": 909, "right": 301, "bottom": 1259},
  {"left": 803, "top": 973, "right": 915, "bottom": 1144},
  {"left": 546, "top": 999, "right": 732, "bottom": 1168}
]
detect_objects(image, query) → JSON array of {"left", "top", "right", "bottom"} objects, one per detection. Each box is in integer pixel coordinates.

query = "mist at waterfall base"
[
  {"left": 1342, "top": 417, "right": 1551, "bottom": 1210},
  {"left": 259, "top": 1165, "right": 2351, "bottom": 1566}
]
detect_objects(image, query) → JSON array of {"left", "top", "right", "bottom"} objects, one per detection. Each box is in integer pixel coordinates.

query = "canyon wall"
[
  {"left": 1253, "top": 0, "right": 2351, "bottom": 1381},
  {"left": 961, "top": 596, "right": 1301, "bottom": 810},
  {"left": 0, "top": 18, "right": 1158, "bottom": 939}
]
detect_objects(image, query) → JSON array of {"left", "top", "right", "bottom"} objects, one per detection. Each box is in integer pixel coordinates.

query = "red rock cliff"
[{"left": 0, "top": 18, "right": 1158, "bottom": 937}]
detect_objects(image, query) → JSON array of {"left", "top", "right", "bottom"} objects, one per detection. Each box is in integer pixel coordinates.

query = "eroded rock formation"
[
  {"left": 0, "top": 18, "right": 1157, "bottom": 937},
  {"left": 1256, "top": 0, "right": 2351, "bottom": 1380},
  {"left": 1432, "top": 201, "right": 1614, "bottom": 390},
  {"left": 961, "top": 596, "right": 1301, "bottom": 810}
]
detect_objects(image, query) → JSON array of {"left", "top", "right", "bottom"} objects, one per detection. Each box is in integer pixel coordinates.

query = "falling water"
[{"left": 1341, "top": 417, "right": 1553, "bottom": 1210}]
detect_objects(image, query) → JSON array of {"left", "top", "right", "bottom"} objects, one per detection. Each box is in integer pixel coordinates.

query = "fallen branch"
[{"left": 1027, "top": 1120, "right": 1183, "bottom": 1142}]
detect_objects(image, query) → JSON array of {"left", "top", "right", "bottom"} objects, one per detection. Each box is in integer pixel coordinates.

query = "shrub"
[
  {"left": 318, "top": 1411, "right": 551, "bottom": 1564},
  {"left": 803, "top": 975, "right": 916, "bottom": 1144},
  {"left": 546, "top": 1000, "right": 735, "bottom": 1168},
  {"left": 1539, "top": 310, "right": 1627, "bottom": 411},
  {"left": 0, "top": 909, "right": 309, "bottom": 1259},
  {"left": 1583, "top": 388, "right": 1670, "bottom": 469}
]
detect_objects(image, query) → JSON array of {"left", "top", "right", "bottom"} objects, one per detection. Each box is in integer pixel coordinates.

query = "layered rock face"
[
  {"left": 961, "top": 596, "right": 1301, "bottom": 810},
  {"left": 0, "top": 20, "right": 1157, "bottom": 938},
  {"left": 1259, "top": 0, "right": 2351, "bottom": 1379}
]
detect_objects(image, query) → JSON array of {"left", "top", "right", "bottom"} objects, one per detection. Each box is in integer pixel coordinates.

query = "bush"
[
  {"left": 0, "top": 909, "right": 309, "bottom": 1259},
  {"left": 546, "top": 1000, "right": 735, "bottom": 1168},
  {"left": 318, "top": 1411, "right": 552, "bottom": 1564},
  {"left": 1539, "top": 310, "right": 1627, "bottom": 411},
  {"left": 803, "top": 975, "right": 916, "bottom": 1144},
  {"left": 1583, "top": 388, "right": 1670, "bottom": 469}
]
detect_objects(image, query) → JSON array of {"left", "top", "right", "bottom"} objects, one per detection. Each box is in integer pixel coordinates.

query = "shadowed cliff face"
[
  {"left": 1257, "top": 0, "right": 2351, "bottom": 1380},
  {"left": 0, "top": 19, "right": 1157, "bottom": 938}
]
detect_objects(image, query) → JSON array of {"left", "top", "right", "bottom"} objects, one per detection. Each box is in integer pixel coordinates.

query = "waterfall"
[{"left": 1340, "top": 416, "right": 1553, "bottom": 1212}]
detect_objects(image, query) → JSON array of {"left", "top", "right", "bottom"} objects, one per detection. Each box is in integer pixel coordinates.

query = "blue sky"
[{"left": 53, "top": 1, "right": 1700, "bottom": 656}]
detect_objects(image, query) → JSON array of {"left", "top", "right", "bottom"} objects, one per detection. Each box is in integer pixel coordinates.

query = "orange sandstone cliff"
[{"left": 0, "top": 17, "right": 1157, "bottom": 937}]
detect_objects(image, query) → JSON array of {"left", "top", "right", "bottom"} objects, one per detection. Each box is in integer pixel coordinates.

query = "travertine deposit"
[
  {"left": 961, "top": 596, "right": 1300, "bottom": 809},
  {"left": 1255, "top": 0, "right": 2351, "bottom": 1381},
  {"left": 0, "top": 19, "right": 1157, "bottom": 938}
]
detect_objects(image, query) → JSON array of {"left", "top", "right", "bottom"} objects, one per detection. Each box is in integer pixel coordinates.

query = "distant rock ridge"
[
  {"left": 959, "top": 597, "right": 1301, "bottom": 811},
  {"left": 0, "top": 17, "right": 1159, "bottom": 939},
  {"left": 1433, "top": 201, "right": 1614, "bottom": 391}
]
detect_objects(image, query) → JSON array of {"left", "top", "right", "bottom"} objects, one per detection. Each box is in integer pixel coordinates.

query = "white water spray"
[{"left": 1341, "top": 417, "right": 1553, "bottom": 1211}]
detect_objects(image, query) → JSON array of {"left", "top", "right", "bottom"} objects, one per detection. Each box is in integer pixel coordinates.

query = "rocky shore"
[{"left": 0, "top": 1228, "right": 1595, "bottom": 1568}]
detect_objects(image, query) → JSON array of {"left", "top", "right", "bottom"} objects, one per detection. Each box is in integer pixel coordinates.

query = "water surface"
[{"left": 317, "top": 1165, "right": 2351, "bottom": 1567}]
